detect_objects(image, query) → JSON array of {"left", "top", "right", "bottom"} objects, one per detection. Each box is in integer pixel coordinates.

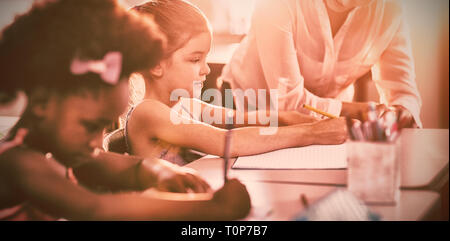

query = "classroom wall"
[
  {"left": 0, "top": 0, "right": 34, "bottom": 116},
  {"left": 408, "top": 0, "right": 450, "bottom": 129},
  {"left": 188, "top": 0, "right": 255, "bottom": 35},
  {"left": 0, "top": 0, "right": 33, "bottom": 29},
  {"left": 414, "top": 0, "right": 449, "bottom": 129}
]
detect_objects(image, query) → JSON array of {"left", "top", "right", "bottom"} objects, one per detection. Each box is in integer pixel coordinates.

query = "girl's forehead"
[
  {"left": 60, "top": 81, "right": 129, "bottom": 120},
  {"left": 176, "top": 32, "right": 212, "bottom": 55}
]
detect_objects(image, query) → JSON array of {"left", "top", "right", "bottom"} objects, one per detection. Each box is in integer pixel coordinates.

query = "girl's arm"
[
  {"left": 73, "top": 151, "right": 210, "bottom": 193},
  {"left": 181, "top": 98, "right": 318, "bottom": 129},
  {"left": 130, "top": 100, "right": 347, "bottom": 158},
  {"left": 96, "top": 178, "right": 250, "bottom": 221},
  {"left": 0, "top": 147, "right": 250, "bottom": 220}
]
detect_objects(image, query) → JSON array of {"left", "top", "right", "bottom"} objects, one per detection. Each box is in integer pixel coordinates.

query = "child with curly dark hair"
[{"left": 0, "top": 0, "right": 250, "bottom": 221}]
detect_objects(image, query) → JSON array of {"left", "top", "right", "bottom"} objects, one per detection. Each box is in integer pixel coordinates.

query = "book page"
[{"left": 232, "top": 144, "right": 347, "bottom": 169}]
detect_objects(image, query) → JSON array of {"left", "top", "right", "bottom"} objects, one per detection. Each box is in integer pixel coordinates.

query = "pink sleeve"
[
  {"left": 252, "top": 0, "right": 342, "bottom": 118},
  {"left": 372, "top": 17, "right": 423, "bottom": 127}
]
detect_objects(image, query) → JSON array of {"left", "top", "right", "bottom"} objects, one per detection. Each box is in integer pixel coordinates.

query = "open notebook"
[{"left": 232, "top": 144, "right": 347, "bottom": 170}]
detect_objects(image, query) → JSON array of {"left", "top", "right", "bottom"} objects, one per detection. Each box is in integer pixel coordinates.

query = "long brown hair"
[
  {"left": 123, "top": 0, "right": 211, "bottom": 126},
  {"left": 132, "top": 0, "right": 211, "bottom": 57}
]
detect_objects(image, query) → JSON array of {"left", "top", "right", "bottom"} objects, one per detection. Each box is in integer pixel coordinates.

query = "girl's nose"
[{"left": 200, "top": 62, "right": 211, "bottom": 76}]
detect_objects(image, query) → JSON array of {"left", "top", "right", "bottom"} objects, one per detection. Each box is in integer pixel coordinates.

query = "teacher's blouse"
[{"left": 220, "top": 0, "right": 422, "bottom": 126}]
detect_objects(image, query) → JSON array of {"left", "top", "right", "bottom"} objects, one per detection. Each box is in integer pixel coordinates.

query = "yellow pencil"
[{"left": 302, "top": 104, "right": 338, "bottom": 119}]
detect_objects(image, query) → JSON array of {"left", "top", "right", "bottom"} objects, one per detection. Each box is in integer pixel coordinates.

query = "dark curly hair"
[{"left": 0, "top": 0, "right": 166, "bottom": 99}]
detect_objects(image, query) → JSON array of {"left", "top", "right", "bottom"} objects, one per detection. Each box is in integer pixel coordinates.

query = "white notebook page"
[{"left": 232, "top": 144, "right": 347, "bottom": 169}]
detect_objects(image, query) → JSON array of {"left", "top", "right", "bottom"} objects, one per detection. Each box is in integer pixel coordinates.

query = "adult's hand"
[{"left": 379, "top": 104, "right": 418, "bottom": 129}]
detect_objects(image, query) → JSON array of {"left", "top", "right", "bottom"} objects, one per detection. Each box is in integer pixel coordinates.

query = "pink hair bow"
[{"left": 70, "top": 51, "right": 123, "bottom": 85}]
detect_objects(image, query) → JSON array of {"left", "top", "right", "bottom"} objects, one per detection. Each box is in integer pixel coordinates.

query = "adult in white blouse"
[{"left": 220, "top": 0, "right": 422, "bottom": 128}]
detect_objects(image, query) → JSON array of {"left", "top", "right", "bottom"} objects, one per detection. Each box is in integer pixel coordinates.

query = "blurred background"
[{"left": 0, "top": 0, "right": 448, "bottom": 129}]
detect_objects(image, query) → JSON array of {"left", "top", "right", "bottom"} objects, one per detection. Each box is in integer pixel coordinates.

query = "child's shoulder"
[
  {"left": 128, "top": 99, "right": 174, "bottom": 135},
  {"left": 0, "top": 146, "right": 50, "bottom": 177},
  {"left": 0, "top": 146, "right": 67, "bottom": 186},
  {"left": 130, "top": 98, "right": 204, "bottom": 128},
  {"left": 132, "top": 99, "right": 171, "bottom": 122},
  {"left": 136, "top": 99, "right": 168, "bottom": 111},
  {"left": 0, "top": 145, "right": 42, "bottom": 163}
]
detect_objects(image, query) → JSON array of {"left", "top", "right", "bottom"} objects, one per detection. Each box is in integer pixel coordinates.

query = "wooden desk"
[
  {"left": 246, "top": 183, "right": 440, "bottom": 221},
  {"left": 400, "top": 129, "right": 449, "bottom": 190},
  {"left": 186, "top": 128, "right": 447, "bottom": 220},
  {"left": 186, "top": 162, "right": 441, "bottom": 221},
  {"left": 188, "top": 129, "right": 449, "bottom": 190}
]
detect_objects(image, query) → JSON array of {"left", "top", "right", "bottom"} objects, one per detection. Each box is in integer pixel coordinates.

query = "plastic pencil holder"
[{"left": 346, "top": 138, "right": 401, "bottom": 205}]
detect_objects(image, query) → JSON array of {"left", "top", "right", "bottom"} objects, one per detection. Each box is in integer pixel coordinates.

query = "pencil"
[
  {"left": 223, "top": 130, "right": 232, "bottom": 184},
  {"left": 302, "top": 104, "right": 338, "bottom": 119},
  {"left": 223, "top": 110, "right": 234, "bottom": 184},
  {"left": 300, "top": 194, "right": 309, "bottom": 208}
]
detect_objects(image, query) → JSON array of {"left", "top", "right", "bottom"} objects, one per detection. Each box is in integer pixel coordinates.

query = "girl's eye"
[{"left": 190, "top": 58, "right": 201, "bottom": 63}]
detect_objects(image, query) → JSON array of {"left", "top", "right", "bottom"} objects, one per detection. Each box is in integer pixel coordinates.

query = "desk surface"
[
  {"left": 187, "top": 161, "right": 440, "bottom": 221},
  {"left": 188, "top": 129, "right": 449, "bottom": 190},
  {"left": 245, "top": 182, "right": 439, "bottom": 221}
]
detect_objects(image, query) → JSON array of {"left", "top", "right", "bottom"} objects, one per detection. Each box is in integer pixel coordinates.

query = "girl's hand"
[
  {"left": 0, "top": 128, "right": 28, "bottom": 154},
  {"left": 307, "top": 118, "right": 348, "bottom": 145},
  {"left": 142, "top": 159, "right": 211, "bottom": 193},
  {"left": 212, "top": 179, "right": 251, "bottom": 220}
]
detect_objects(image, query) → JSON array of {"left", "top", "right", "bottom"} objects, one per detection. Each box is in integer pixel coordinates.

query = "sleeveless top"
[{"left": 123, "top": 99, "right": 204, "bottom": 166}]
